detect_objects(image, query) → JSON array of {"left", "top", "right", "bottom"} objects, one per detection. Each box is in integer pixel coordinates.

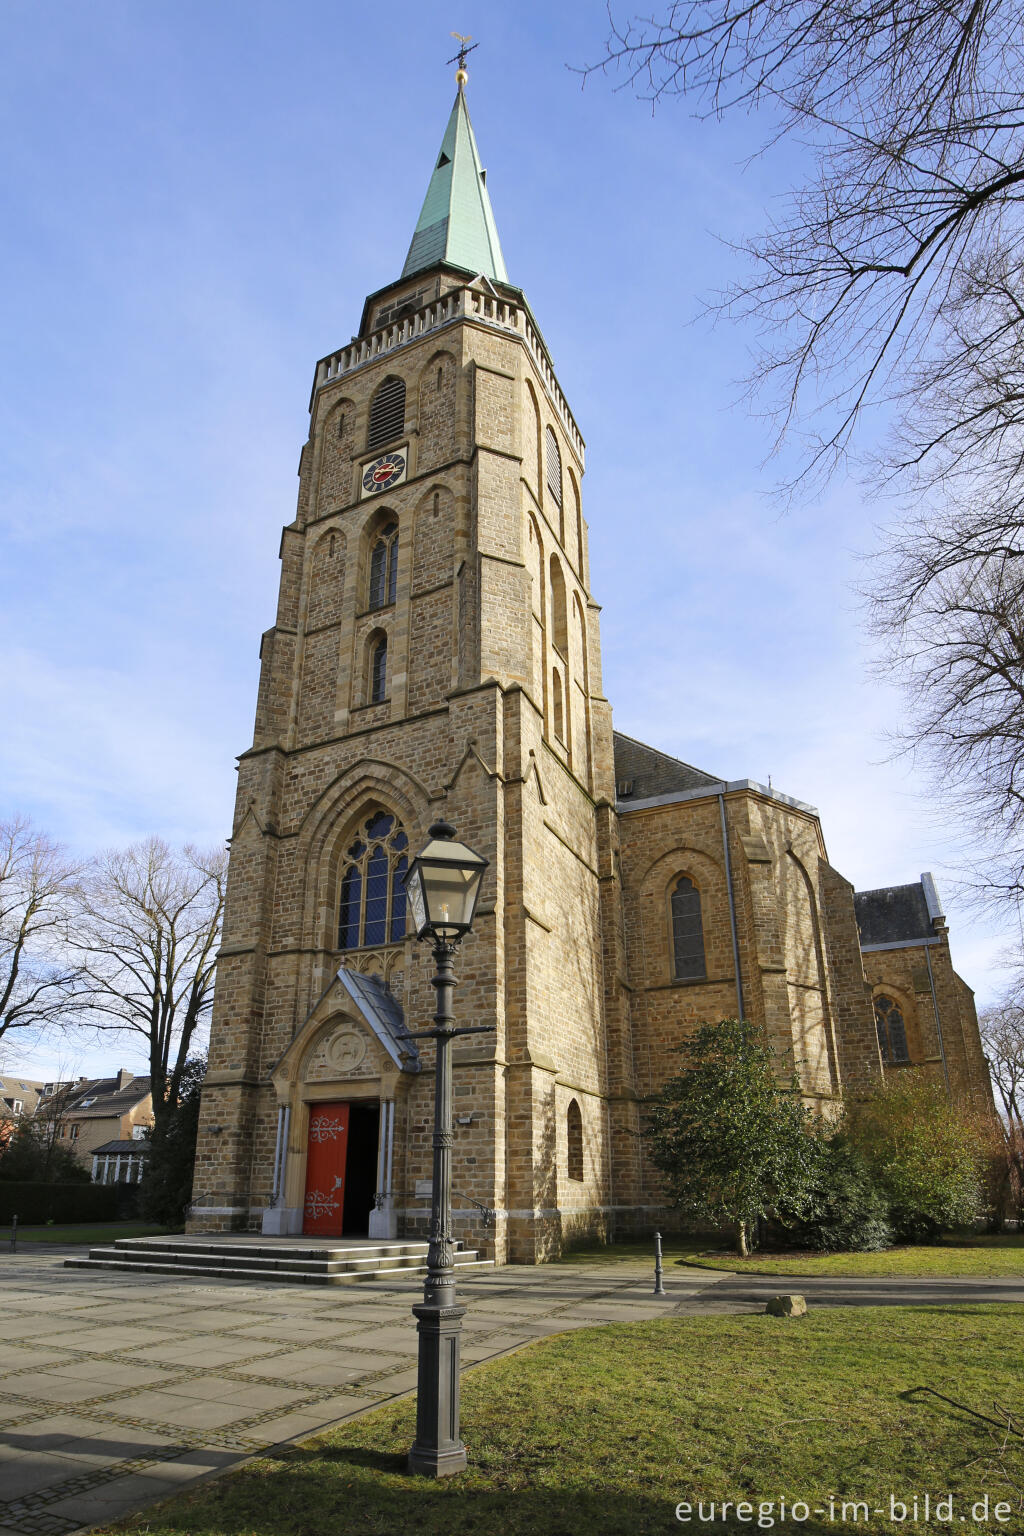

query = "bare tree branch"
[
  {"left": 0, "top": 816, "right": 88, "bottom": 1055},
  {"left": 583, "top": 2, "right": 1024, "bottom": 488},
  {"left": 586, "top": 4, "right": 1024, "bottom": 912}
]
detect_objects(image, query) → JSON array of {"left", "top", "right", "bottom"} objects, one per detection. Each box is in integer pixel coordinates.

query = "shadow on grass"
[{"left": 154, "top": 1443, "right": 842, "bottom": 1536}]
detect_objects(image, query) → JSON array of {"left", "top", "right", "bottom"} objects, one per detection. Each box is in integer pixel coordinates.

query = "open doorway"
[{"left": 342, "top": 1099, "right": 380, "bottom": 1236}]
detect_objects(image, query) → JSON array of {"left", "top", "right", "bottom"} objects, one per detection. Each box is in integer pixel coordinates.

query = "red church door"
[{"left": 302, "top": 1102, "right": 350, "bottom": 1237}]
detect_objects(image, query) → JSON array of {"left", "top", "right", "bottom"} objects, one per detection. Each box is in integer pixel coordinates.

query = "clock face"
[{"left": 362, "top": 450, "right": 407, "bottom": 497}]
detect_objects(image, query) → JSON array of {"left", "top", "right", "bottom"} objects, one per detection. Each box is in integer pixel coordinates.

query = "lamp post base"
[
  {"left": 407, "top": 1298, "right": 466, "bottom": 1477},
  {"left": 407, "top": 1442, "right": 468, "bottom": 1478}
]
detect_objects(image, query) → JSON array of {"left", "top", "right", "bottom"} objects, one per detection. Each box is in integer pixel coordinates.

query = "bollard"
[
  {"left": 654, "top": 1230, "right": 665, "bottom": 1295},
  {"left": 10, "top": 1214, "right": 17, "bottom": 1254}
]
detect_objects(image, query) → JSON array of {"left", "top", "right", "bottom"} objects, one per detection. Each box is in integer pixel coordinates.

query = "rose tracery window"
[
  {"left": 337, "top": 811, "right": 409, "bottom": 950},
  {"left": 874, "top": 994, "right": 910, "bottom": 1064}
]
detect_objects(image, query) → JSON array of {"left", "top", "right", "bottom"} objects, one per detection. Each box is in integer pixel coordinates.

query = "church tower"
[{"left": 191, "top": 77, "right": 618, "bottom": 1262}]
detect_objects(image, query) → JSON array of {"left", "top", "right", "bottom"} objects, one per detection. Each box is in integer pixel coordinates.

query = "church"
[{"left": 190, "top": 78, "right": 994, "bottom": 1262}]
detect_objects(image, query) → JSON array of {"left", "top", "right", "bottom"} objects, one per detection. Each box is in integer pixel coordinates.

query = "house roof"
[
  {"left": 612, "top": 732, "right": 722, "bottom": 802},
  {"left": 401, "top": 86, "right": 508, "bottom": 284},
  {"left": 0, "top": 1077, "right": 70, "bottom": 1118},
  {"left": 65, "top": 1075, "right": 153, "bottom": 1119},
  {"left": 90, "top": 1138, "right": 150, "bottom": 1156},
  {"left": 854, "top": 876, "right": 942, "bottom": 947}
]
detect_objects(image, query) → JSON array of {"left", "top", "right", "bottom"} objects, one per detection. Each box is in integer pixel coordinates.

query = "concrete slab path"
[
  {"left": 5, "top": 1248, "right": 1020, "bottom": 1535},
  {"left": 0, "top": 1248, "right": 721, "bottom": 1535}
]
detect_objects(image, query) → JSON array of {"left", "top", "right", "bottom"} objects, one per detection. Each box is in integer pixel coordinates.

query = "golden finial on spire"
[{"left": 448, "top": 31, "right": 478, "bottom": 88}]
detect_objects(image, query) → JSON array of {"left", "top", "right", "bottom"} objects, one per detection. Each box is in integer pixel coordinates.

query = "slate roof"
[
  {"left": 402, "top": 87, "right": 508, "bottom": 283},
  {"left": 854, "top": 881, "right": 936, "bottom": 946},
  {"left": 90, "top": 1139, "right": 150, "bottom": 1156},
  {"left": 335, "top": 969, "right": 420, "bottom": 1073},
  {"left": 65, "top": 1075, "right": 153, "bottom": 1119},
  {"left": 612, "top": 732, "right": 722, "bottom": 802}
]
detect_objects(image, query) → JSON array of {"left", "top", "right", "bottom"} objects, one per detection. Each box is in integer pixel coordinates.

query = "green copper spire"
[{"left": 402, "top": 86, "right": 508, "bottom": 284}]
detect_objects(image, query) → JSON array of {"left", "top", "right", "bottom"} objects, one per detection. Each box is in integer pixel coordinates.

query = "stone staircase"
[{"left": 64, "top": 1235, "right": 494, "bottom": 1286}]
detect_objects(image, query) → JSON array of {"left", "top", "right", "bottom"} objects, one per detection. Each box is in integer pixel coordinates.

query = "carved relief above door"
[{"left": 305, "top": 1023, "right": 380, "bottom": 1083}]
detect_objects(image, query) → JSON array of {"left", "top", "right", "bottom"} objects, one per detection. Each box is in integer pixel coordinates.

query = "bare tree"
[
  {"left": 587, "top": 2, "right": 1024, "bottom": 486},
  {"left": 587, "top": 3, "right": 1024, "bottom": 904},
  {"left": 980, "top": 995, "right": 1024, "bottom": 1134},
  {"left": 0, "top": 816, "right": 86, "bottom": 1056},
  {"left": 72, "top": 839, "right": 226, "bottom": 1128},
  {"left": 979, "top": 996, "right": 1024, "bottom": 1222}
]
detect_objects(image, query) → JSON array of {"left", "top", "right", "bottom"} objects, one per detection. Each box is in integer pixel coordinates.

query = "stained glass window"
[
  {"left": 874, "top": 994, "right": 910, "bottom": 1063},
  {"left": 337, "top": 813, "right": 409, "bottom": 951},
  {"left": 370, "top": 636, "right": 388, "bottom": 702},
  {"left": 337, "top": 865, "right": 362, "bottom": 950},
  {"left": 369, "top": 523, "right": 398, "bottom": 610},
  {"left": 671, "top": 876, "right": 706, "bottom": 981}
]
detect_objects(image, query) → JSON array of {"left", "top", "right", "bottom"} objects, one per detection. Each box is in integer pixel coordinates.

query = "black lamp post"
[{"left": 402, "top": 818, "right": 490, "bottom": 1477}]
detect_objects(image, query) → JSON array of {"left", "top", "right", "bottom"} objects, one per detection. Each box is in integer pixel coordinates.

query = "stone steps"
[{"left": 64, "top": 1236, "right": 494, "bottom": 1286}]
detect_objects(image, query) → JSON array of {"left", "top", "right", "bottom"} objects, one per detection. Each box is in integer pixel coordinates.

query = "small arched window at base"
[
  {"left": 671, "top": 876, "right": 706, "bottom": 981},
  {"left": 874, "top": 994, "right": 910, "bottom": 1063},
  {"left": 567, "top": 1099, "right": 583, "bottom": 1182}
]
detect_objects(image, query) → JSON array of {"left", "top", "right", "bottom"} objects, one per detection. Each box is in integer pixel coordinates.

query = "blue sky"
[{"left": 1, "top": 1, "right": 1010, "bottom": 1077}]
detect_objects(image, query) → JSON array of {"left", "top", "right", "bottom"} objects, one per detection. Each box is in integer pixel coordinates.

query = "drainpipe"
[
  {"left": 924, "top": 946, "right": 950, "bottom": 1095},
  {"left": 718, "top": 792, "right": 745, "bottom": 1019}
]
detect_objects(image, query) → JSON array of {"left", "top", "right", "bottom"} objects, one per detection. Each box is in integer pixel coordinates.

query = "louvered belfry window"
[
  {"left": 337, "top": 811, "right": 409, "bottom": 950},
  {"left": 545, "top": 426, "right": 562, "bottom": 506},
  {"left": 367, "top": 375, "right": 406, "bottom": 449},
  {"left": 671, "top": 876, "right": 706, "bottom": 980}
]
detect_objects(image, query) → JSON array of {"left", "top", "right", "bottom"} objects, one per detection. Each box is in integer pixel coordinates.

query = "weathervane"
[{"left": 447, "top": 31, "right": 478, "bottom": 87}]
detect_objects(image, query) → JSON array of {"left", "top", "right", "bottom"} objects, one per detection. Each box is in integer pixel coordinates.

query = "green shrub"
[
  {"left": 777, "top": 1134, "right": 892, "bottom": 1251},
  {"left": 0, "top": 1121, "right": 90, "bottom": 1184},
  {"left": 644, "top": 1018, "right": 819, "bottom": 1256},
  {"left": 847, "top": 1074, "right": 984, "bottom": 1241},
  {"left": 139, "top": 1055, "right": 205, "bottom": 1226},
  {"left": 0, "top": 1180, "right": 137, "bottom": 1224}
]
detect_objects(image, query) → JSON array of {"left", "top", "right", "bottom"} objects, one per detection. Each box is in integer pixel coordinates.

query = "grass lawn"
[
  {"left": 102, "top": 1307, "right": 1023, "bottom": 1536},
  {"left": 676, "top": 1234, "right": 1024, "bottom": 1278},
  {"left": 3, "top": 1221, "right": 172, "bottom": 1245}
]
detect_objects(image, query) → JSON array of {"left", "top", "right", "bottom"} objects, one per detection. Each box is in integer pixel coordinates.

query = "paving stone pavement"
[{"left": 0, "top": 1248, "right": 725, "bottom": 1535}]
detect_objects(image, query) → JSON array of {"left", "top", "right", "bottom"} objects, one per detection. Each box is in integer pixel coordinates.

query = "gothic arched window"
[
  {"left": 337, "top": 811, "right": 409, "bottom": 950},
  {"left": 567, "top": 1098, "right": 583, "bottom": 1181},
  {"left": 552, "top": 668, "right": 564, "bottom": 742},
  {"left": 369, "top": 522, "right": 398, "bottom": 610},
  {"left": 549, "top": 555, "right": 568, "bottom": 654},
  {"left": 671, "top": 875, "right": 706, "bottom": 981},
  {"left": 370, "top": 635, "right": 388, "bottom": 703},
  {"left": 367, "top": 375, "right": 406, "bottom": 450},
  {"left": 874, "top": 994, "right": 910, "bottom": 1063}
]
